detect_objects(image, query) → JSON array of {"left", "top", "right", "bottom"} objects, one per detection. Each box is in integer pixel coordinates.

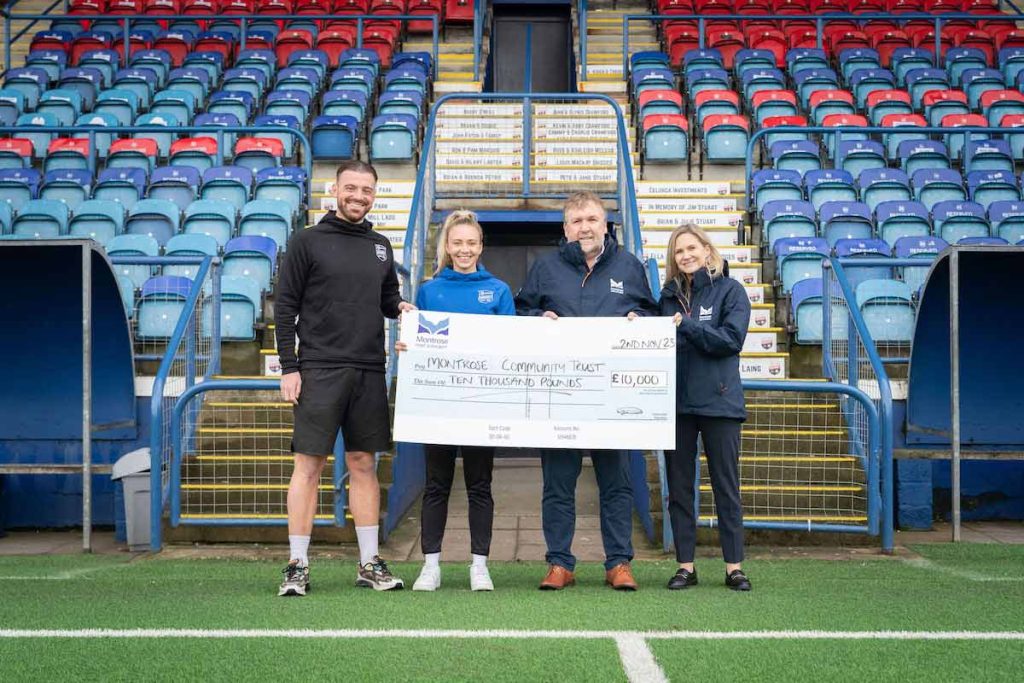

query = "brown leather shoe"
[
  {"left": 605, "top": 562, "right": 638, "bottom": 591},
  {"left": 538, "top": 564, "right": 575, "bottom": 590}
]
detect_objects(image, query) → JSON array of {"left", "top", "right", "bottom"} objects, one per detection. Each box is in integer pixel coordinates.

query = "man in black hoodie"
[
  {"left": 516, "top": 191, "right": 658, "bottom": 592},
  {"left": 274, "top": 160, "right": 415, "bottom": 596}
]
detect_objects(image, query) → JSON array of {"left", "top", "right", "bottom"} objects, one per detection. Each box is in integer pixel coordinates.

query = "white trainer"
[
  {"left": 412, "top": 564, "right": 441, "bottom": 591},
  {"left": 469, "top": 564, "right": 494, "bottom": 592}
]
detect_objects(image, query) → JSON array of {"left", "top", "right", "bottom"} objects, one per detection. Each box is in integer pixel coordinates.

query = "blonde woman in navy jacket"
[
  {"left": 659, "top": 224, "right": 752, "bottom": 592},
  {"left": 398, "top": 210, "right": 514, "bottom": 593}
]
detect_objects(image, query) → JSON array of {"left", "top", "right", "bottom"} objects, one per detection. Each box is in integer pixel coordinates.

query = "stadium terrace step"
[
  {"left": 739, "top": 352, "right": 789, "bottom": 380},
  {"left": 643, "top": 225, "right": 744, "bottom": 249},
  {"left": 640, "top": 210, "right": 745, "bottom": 230},
  {"left": 636, "top": 181, "right": 738, "bottom": 198},
  {"left": 638, "top": 197, "right": 744, "bottom": 212}
]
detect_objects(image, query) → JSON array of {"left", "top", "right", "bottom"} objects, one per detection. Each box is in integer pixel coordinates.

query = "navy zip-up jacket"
[
  {"left": 415, "top": 266, "right": 516, "bottom": 316},
  {"left": 515, "top": 236, "right": 658, "bottom": 317},
  {"left": 659, "top": 262, "right": 751, "bottom": 420}
]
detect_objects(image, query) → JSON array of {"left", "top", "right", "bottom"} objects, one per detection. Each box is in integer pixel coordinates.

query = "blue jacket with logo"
[
  {"left": 515, "top": 236, "right": 658, "bottom": 317},
  {"left": 415, "top": 265, "right": 516, "bottom": 316},
  {"left": 659, "top": 263, "right": 751, "bottom": 420}
]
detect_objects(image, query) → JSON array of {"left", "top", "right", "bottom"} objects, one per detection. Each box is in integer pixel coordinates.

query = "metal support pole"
[
  {"left": 950, "top": 248, "right": 962, "bottom": 541},
  {"left": 523, "top": 94, "right": 532, "bottom": 198},
  {"left": 81, "top": 243, "right": 93, "bottom": 553}
]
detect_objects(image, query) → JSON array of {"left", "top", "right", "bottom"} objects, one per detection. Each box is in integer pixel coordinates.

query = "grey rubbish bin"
[{"left": 112, "top": 448, "right": 152, "bottom": 551}]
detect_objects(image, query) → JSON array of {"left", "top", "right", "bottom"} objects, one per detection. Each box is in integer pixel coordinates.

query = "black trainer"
[
  {"left": 278, "top": 560, "right": 310, "bottom": 597},
  {"left": 667, "top": 567, "right": 698, "bottom": 590},
  {"left": 725, "top": 569, "right": 752, "bottom": 592}
]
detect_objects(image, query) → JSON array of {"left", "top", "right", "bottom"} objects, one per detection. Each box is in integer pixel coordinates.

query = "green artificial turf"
[{"left": 0, "top": 544, "right": 1020, "bottom": 680}]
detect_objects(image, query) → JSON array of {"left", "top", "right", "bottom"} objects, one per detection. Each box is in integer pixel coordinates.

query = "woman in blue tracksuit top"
[
  {"left": 406, "top": 210, "right": 515, "bottom": 593},
  {"left": 659, "top": 223, "right": 753, "bottom": 592}
]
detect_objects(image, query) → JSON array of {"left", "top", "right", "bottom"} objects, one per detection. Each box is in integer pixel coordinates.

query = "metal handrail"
[
  {"left": 167, "top": 378, "right": 349, "bottom": 528},
  {"left": 146, "top": 255, "right": 214, "bottom": 551},
  {"left": 2, "top": 12, "right": 439, "bottom": 77},
  {"left": 615, "top": 11, "right": 1024, "bottom": 77},
  {"left": 823, "top": 257, "right": 895, "bottom": 552},
  {"left": 0, "top": 125, "right": 314, "bottom": 191}
]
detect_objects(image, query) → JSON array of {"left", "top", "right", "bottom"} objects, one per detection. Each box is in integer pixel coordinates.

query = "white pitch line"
[
  {"left": 0, "top": 565, "right": 126, "bottom": 581},
  {"left": 902, "top": 557, "right": 1024, "bottom": 583},
  {"left": 0, "top": 629, "right": 1022, "bottom": 640},
  {"left": 614, "top": 634, "right": 669, "bottom": 683}
]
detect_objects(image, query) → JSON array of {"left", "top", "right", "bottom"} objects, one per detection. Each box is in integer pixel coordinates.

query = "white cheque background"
[{"left": 393, "top": 312, "right": 677, "bottom": 450}]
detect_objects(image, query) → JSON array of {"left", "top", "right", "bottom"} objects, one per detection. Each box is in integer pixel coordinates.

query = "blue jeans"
[{"left": 541, "top": 449, "right": 634, "bottom": 571}]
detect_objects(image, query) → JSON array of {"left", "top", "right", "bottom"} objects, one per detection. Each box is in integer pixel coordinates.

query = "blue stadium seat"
[
  {"left": 223, "top": 235, "right": 277, "bottom": 293},
  {"left": 37, "top": 89, "right": 83, "bottom": 127},
  {"left": 769, "top": 140, "right": 821, "bottom": 176},
  {"left": 287, "top": 50, "right": 329, "bottom": 80},
  {"left": 370, "top": 114, "right": 418, "bottom": 162},
  {"left": 762, "top": 200, "right": 817, "bottom": 247},
  {"left": 856, "top": 279, "right": 915, "bottom": 343},
  {"left": 967, "top": 170, "right": 1021, "bottom": 207},
  {"left": 378, "top": 91, "right": 423, "bottom": 119},
  {"left": 330, "top": 68, "right": 375, "bottom": 98},
  {"left": 773, "top": 237, "right": 829, "bottom": 293},
  {"left": 932, "top": 200, "right": 990, "bottom": 243},
  {"left": 912, "top": 168, "right": 966, "bottom": 210},
  {"left": 0, "top": 201, "right": 11, "bottom": 234},
  {"left": 137, "top": 275, "right": 194, "bottom": 340},
  {"left": 108, "top": 233, "right": 160, "bottom": 289},
  {"left": 164, "top": 233, "right": 219, "bottom": 280},
  {"left": 239, "top": 199, "right": 293, "bottom": 250},
  {"left": 740, "top": 68, "right": 785, "bottom": 101},
  {"left": 93, "top": 88, "right": 141, "bottom": 127},
  {"left": 133, "top": 112, "right": 180, "bottom": 158},
  {"left": 183, "top": 51, "right": 226, "bottom": 83},
  {"left": 205, "top": 274, "right": 261, "bottom": 340},
  {"left": 384, "top": 68, "right": 428, "bottom": 95},
  {"left": 149, "top": 166, "right": 201, "bottom": 212},
  {"left": 150, "top": 89, "right": 197, "bottom": 127},
  {"left": 849, "top": 68, "right": 895, "bottom": 109},
  {"left": 40, "top": 169, "right": 92, "bottom": 211},
  {"left": 791, "top": 278, "right": 848, "bottom": 345},
  {"left": 631, "top": 50, "right": 671, "bottom": 74},
  {"left": 897, "top": 140, "right": 950, "bottom": 177},
  {"left": 107, "top": 138, "right": 158, "bottom": 175},
  {"left": 734, "top": 49, "right": 775, "bottom": 76},
  {"left": 786, "top": 48, "right": 828, "bottom": 76},
  {"left": 340, "top": 47, "right": 383, "bottom": 75},
  {"left": 964, "top": 140, "right": 1014, "bottom": 174},
  {"left": 275, "top": 66, "right": 321, "bottom": 99},
  {"left": 891, "top": 48, "right": 934, "bottom": 86},
  {"left": 0, "top": 168, "right": 41, "bottom": 208},
  {"left": 112, "top": 68, "right": 158, "bottom": 110},
  {"left": 129, "top": 49, "right": 172, "bottom": 85},
  {"left": 988, "top": 200, "right": 1024, "bottom": 243},
  {"left": 961, "top": 68, "right": 1004, "bottom": 109},
  {"left": 93, "top": 167, "right": 147, "bottom": 211},
  {"left": 794, "top": 68, "right": 839, "bottom": 109},
  {"left": 25, "top": 48, "right": 68, "bottom": 83},
  {"left": 222, "top": 68, "right": 267, "bottom": 102},
  {"left": 193, "top": 112, "right": 241, "bottom": 156},
  {"left": 858, "top": 168, "right": 912, "bottom": 212},
  {"left": 235, "top": 49, "right": 277, "bottom": 81},
  {"left": 835, "top": 140, "right": 886, "bottom": 179},
  {"left": 753, "top": 169, "right": 802, "bottom": 211},
  {"left": 945, "top": 47, "right": 988, "bottom": 83},
  {"left": 76, "top": 50, "right": 119, "bottom": 89},
  {"left": 684, "top": 49, "right": 724, "bottom": 76},
  {"left": 265, "top": 91, "right": 312, "bottom": 123},
  {"left": 200, "top": 166, "right": 253, "bottom": 212},
  {"left": 0, "top": 88, "right": 25, "bottom": 127},
  {"left": 208, "top": 90, "right": 255, "bottom": 127},
  {"left": 125, "top": 198, "right": 181, "bottom": 245},
  {"left": 834, "top": 238, "right": 893, "bottom": 291},
  {"left": 311, "top": 115, "right": 358, "bottom": 160},
  {"left": 11, "top": 199, "right": 69, "bottom": 238},
  {"left": 4, "top": 67, "right": 49, "bottom": 109},
  {"left": 73, "top": 112, "right": 120, "bottom": 160},
  {"left": 839, "top": 48, "right": 882, "bottom": 83},
  {"left": 875, "top": 200, "right": 931, "bottom": 244},
  {"left": 805, "top": 169, "right": 856, "bottom": 212},
  {"left": 68, "top": 198, "right": 125, "bottom": 245},
  {"left": 957, "top": 236, "right": 1009, "bottom": 245},
  {"left": 116, "top": 274, "right": 136, "bottom": 318},
  {"left": 166, "top": 68, "right": 212, "bottom": 109},
  {"left": 907, "top": 68, "right": 949, "bottom": 109},
  {"left": 16, "top": 112, "right": 60, "bottom": 160},
  {"left": 254, "top": 167, "right": 305, "bottom": 219},
  {"left": 894, "top": 236, "right": 947, "bottom": 293},
  {"left": 820, "top": 201, "right": 874, "bottom": 245},
  {"left": 183, "top": 199, "right": 236, "bottom": 248}
]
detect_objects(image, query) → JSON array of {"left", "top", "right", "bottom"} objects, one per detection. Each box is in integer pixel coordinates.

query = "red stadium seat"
[
  {"left": 0, "top": 138, "right": 35, "bottom": 163},
  {"left": 707, "top": 29, "right": 746, "bottom": 68},
  {"left": 195, "top": 33, "right": 233, "bottom": 61},
  {"left": 316, "top": 30, "right": 357, "bottom": 66},
  {"left": 643, "top": 113, "right": 689, "bottom": 133},
  {"left": 170, "top": 136, "right": 219, "bottom": 159},
  {"left": 274, "top": 29, "right": 314, "bottom": 68},
  {"left": 47, "top": 137, "right": 90, "bottom": 158},
  {"left": 408, "top": 0, "right": 443, "bottom": 34},
  {"left": 445, "top": 0, "right": 473, "bottom": 24},
  {"left": 109, "top": 138, "right": 158, "bottom": 158},
  {"left": 71, "top": 33, "right": 111, "bottom": 64}
]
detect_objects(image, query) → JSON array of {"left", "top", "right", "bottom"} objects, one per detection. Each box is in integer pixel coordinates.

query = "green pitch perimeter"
[{"left": 0, "top": 544, "right": 1021, "bottom": 681}]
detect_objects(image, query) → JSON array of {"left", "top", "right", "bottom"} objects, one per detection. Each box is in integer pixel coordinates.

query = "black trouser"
[
  {"left": 420, "top": 444, "right": 495, "bottom": 556},
  {"left": 666, "top": 415, "right": 745, "bottom": 564}
]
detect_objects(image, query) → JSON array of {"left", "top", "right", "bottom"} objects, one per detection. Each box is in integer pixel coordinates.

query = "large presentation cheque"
[{"left": 393, "top": 312, "right": 676, "bottom": 450}]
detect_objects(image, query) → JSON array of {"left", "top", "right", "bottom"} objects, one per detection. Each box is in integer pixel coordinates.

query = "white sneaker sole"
[
  {"left": 278, "top": 584, "right": 308, "bottom": 597},
  {"left": 412, "top": 580, "right": 440, "bottom": 592},
  {"left": 470, "top": 582, "right": 494, "bottom": 592},
  {"left": 355, "top": 577, "right": 405, "bottom": 591}
]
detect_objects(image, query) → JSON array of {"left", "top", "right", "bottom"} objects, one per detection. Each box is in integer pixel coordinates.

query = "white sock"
[
  {"left": 356, "top": 525, "right": 379, "bottom": 566},
  {"left": 472, "top": 553, "right": 488, "bottom": 568},
  {"left": 288, "top": 535, "right": 310, "bottom": 566},
  {"left": 424, "top": 552, "right": 441, "bottom": 569}
]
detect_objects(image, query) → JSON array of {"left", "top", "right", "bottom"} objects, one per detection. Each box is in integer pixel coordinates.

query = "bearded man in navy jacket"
[{"left": 515, "top": 191, "right": 658, "bottom": 591}]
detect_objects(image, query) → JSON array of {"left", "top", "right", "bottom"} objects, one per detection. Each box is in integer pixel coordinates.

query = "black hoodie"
[
  {"left": 274, "top": 212, "right": 404, "bottom": 374},
  {"left": 658, "top": 262, "right": 751, "bottom": 420}
]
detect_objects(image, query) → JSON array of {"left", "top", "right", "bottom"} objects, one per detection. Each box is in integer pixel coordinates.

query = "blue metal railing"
[
  {"left": 167, "top": 379, "right": 349, "bottom": 528},
  {"left": 0, "top": 125, "right": 314, "bottom": 184},
  {"left": 473, "top": 0, "right": 484, "bottom": 82},
  {"left": 403, "top": 91, "right": 643, "bottom": 305},
  {"left": 822, "top": 258, "right": 896, "bottom": 552},
  {"left": 610, "top": 11, "right": 1024, "bottom": 78},
  {"left": 138, "top": 255, "right": 216, "bottom": 551},
  {"left": 2, "top": 12, "right": 439, "bottom": 78}
]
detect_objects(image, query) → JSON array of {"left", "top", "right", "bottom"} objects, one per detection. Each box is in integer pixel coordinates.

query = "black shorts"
[{"left": 291, "top": 367, "right": 391, "bottom": 456}]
